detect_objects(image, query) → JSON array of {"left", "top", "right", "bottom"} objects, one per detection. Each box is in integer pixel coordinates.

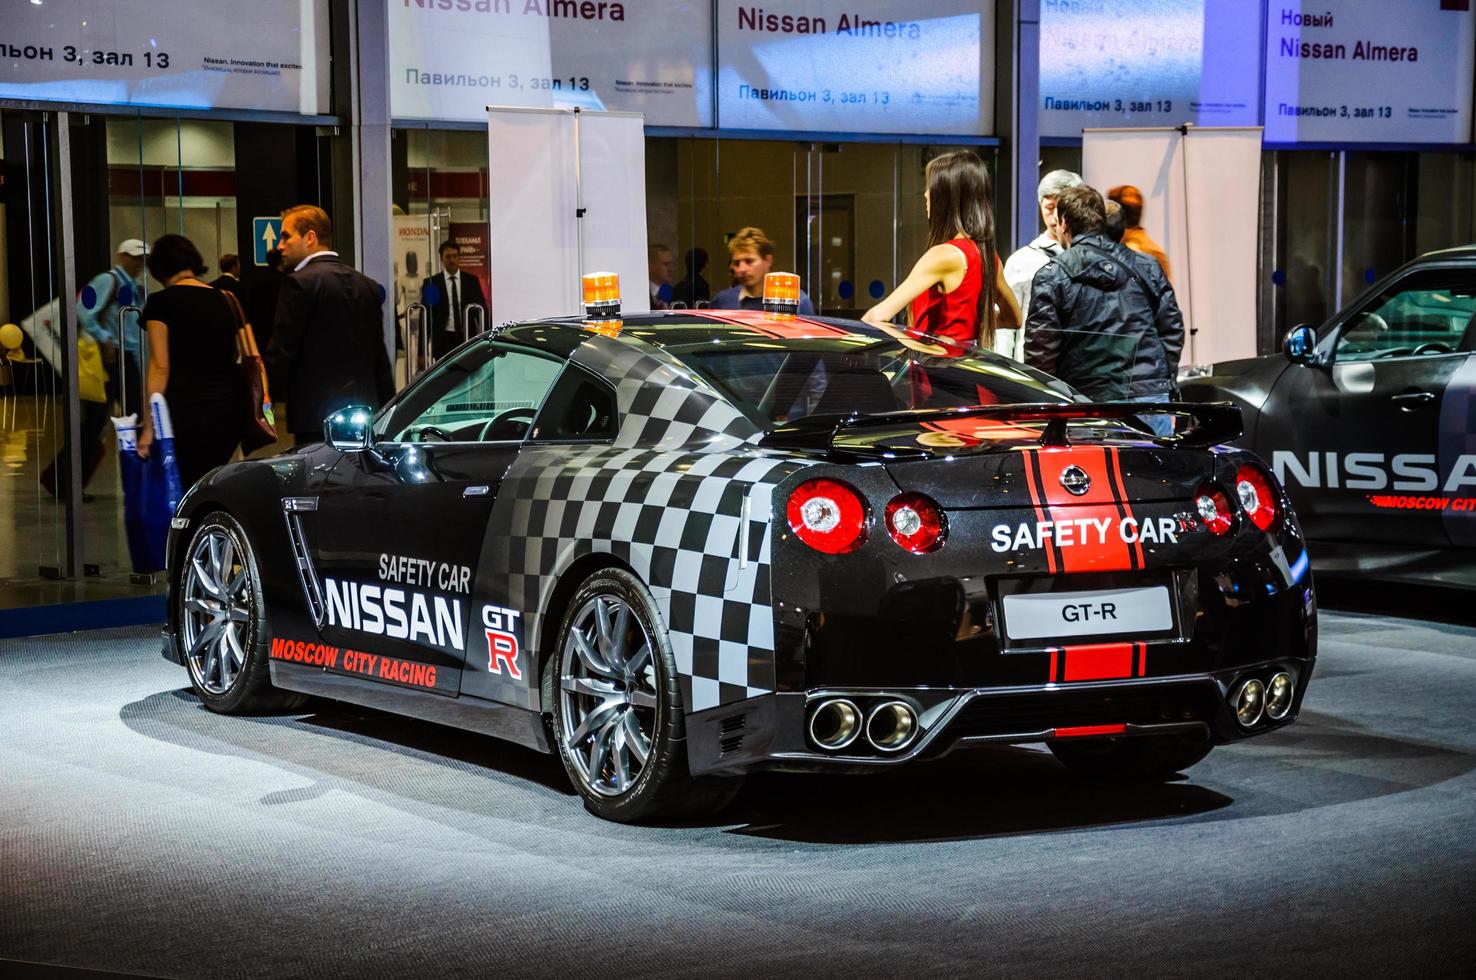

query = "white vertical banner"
[
  {"left": 576, "top": 113, "right": 652, "bottom": 315},
  {"left": 1179, "top": 128, "right": 1262, "bottom": 366},
  {"left": 487, "top": 107, "right": 649, "bottom": 325},
  {"left": 1083, "top": 126, "right": 1262, "bottom": 366}
]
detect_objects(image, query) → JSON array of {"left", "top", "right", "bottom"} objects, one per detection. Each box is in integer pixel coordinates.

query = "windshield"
[{"left": 674, "top": 339, "right": 1076, "bottom": 427}]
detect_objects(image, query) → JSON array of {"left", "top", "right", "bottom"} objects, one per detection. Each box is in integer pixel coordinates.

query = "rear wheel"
[
  {"left": 1049, "top": 735, "right": 1213, "bottom": 780},
  {"left": 177, "top": 511, "right": 306, "bottom": 714},
  {"left": 548, "top": 568, "right": 740, "bottom": 822}
]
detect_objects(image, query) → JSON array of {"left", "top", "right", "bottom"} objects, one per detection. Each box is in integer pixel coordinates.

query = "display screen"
[
  {"left": 1039, "top": 0, "right": 1260, "bottom": 138},
  {"left": 1262, "top": 0, "right": 1476, "bottom": 143},
  {"left": 389, "top": 0, "right": 712, "bottom": 126},
  {"left": 0, "top": 0, "right": 330, "bottom": 114},
  {"left": 715, "top": 1, "right": 995, "bottom": 136}
]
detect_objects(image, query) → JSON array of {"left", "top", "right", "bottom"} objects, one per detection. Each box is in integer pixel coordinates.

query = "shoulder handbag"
[{"left": 221, "top": 289, "right": 278, "bottom": 453}]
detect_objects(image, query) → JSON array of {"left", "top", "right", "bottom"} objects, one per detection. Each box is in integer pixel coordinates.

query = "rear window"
[{"left": 679, "top": 342, "right": 1075, "bottom": 426}]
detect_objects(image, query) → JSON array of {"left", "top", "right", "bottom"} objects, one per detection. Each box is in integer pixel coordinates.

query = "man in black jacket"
[
  {"left": 1024, "top": 186, "right": 1184, "bottom": 435},
  {"left": 270, "top": 204, "right": 395, "bottom": 445},
  {"left": 422, "top": 240, "right": 488, "bottom": 361}
]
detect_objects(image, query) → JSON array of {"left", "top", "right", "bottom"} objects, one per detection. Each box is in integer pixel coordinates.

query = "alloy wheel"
[
  {"left": 181, "top": 525, "right": 254, "bottom": 696},
  {"left": 558, "top": 594, "right": 659, "bottom": 797}
]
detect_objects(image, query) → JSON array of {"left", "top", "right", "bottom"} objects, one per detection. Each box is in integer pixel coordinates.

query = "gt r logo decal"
[{"left": 481, "top": 604, "right": 524, "bottom": 678}]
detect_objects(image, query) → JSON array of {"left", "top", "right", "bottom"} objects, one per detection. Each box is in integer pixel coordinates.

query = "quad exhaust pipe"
[
  {"left": 807, "top": 698, "right": 919, "bottom": 753},
  {"left": 808, "top": 699, "right": 862, "bottom": 750},
  {"left": 865, "top": 701, "right": 919, "bottom": 752}
]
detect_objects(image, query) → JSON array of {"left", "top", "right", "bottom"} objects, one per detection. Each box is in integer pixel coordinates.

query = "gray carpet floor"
[{"left": 2, "top": 611, "right": 1474, "bottom": 978}]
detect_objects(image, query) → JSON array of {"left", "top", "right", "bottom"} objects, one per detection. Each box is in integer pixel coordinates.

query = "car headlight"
[{"left": 1178, "top": 364, "right": 1213, "bottom": 381}]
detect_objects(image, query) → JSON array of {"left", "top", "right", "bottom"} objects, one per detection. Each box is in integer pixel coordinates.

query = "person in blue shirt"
[
  {"left": 78, "top": 239, "right": 149, "bottom": 416},
  {"left": 711, "top": 226, "right": 816, "bottom": 315}
]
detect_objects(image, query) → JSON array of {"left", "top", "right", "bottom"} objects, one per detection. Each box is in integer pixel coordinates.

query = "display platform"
[{"left": 2, "top": 610, "right": 1474, "bottom": 977}]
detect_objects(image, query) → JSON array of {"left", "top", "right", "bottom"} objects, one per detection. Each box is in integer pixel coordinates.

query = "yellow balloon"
[{"left": 0, "top": 323, "right": 23, "bottom": 351}]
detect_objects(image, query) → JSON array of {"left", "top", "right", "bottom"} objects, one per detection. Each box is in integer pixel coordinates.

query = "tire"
[
  {"left": 547, "top": 567, "right": 740, "bottom": 822},
  {"left": 176, "top": 511, "right": 306, "bottom": 714},
  {"left": 1048, "top": 734, "right": 1213, "bottom": 781}
]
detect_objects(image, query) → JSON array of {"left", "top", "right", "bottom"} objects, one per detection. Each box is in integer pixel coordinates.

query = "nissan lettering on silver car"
[{"left": 162, "top": 306, "right": 1315, "bottom": 822}]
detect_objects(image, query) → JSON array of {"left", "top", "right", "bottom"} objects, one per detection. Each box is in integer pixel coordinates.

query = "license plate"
[{"left": 1002, "top": 586, "right": 1173, "bottom": 641}]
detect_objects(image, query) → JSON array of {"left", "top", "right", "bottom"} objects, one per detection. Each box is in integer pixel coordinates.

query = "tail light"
[
  {"left": 885, "top": 493, "right": 947, "bottom": 553},
  {"left": 787, "top": 478, "right": 868, "bottom": 554},
  {"left": 1194, "top": 483, "right": 1235, "bottom": 536},
  {"left": 1234, "top": 463, "right": 1280, "bottom": 531}
]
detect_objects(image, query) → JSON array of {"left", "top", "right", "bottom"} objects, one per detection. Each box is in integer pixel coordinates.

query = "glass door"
[{"left": 0, "top": 108, "right": 75, "bottom": 605}]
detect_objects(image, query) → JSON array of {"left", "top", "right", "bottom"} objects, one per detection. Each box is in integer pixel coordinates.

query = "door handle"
[{"left": 1391, "top": 391, "right": 1436, "bottom": 410}]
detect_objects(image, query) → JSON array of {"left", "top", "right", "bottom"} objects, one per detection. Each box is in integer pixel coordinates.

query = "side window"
[
  {"left": 529, "top": 365, "right": 619, "bottom": 442},
  {"left": 1335, "top": 270, "right": 1476, "bottom": 361},
  {"left": 380, "top": 344, "right": 563, "bottom": 443}
]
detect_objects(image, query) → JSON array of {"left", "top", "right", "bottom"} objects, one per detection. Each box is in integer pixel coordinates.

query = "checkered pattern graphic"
[{"left": 480, "top": 334, "right": 808, "bottom": 713}]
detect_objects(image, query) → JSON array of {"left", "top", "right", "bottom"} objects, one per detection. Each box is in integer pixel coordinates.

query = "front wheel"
[
  {"left": 548, "top": 568, "right": 739, "bottom": 822},
  {"left": 1048, "top": 735, "right": 1213, "bottom": 780},
  {"left": 177, "top": 511, "right": 305, "bottom": 714}
]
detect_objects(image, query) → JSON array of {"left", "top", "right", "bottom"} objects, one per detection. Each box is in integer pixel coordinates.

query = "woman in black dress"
[{"left": 136, "top": 235, "right": 244, "bottom": 490}]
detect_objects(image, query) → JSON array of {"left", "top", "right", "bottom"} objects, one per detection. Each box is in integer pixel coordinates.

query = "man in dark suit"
[
  {"left": 269, "top": 204, "right": 395, "bottom": 445},
  {"left": 209, "top": 253, "right": 246, "bottom": 301},
  {"left": 422, "top": 240, "right": 487, "bottom": 361}
]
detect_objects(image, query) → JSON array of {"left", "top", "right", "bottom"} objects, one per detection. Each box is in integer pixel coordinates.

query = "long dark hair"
[{"left": 924, "top": 150, "right": 999, "bottom": 348}]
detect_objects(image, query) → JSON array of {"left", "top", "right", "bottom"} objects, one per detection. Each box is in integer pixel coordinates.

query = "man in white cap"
[
  {"left": 999, "top": 169, "right": 1084, "bottom": 360},
  {"left": 78, "top": 239, "right": 149, "bottom": 416}
]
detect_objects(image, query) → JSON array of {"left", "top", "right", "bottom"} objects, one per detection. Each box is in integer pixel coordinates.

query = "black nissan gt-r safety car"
[
  {"left": 163, "top": 309, "right": 1316, "bottom": 822},
  {"left": 1182, "top": 245, "right": 1476, "bottom": 590}
]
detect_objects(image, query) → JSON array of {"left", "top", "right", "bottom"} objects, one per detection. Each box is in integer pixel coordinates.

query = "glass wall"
[
  {"left": 648, "top": 137, "right": 996, "bottom": 320},
  {"left": 391, "top": 128, "right": 491, "bottom": 381},
  {"left": 1266, "top": 150, "right": 1476, "bottom": 346},
  {"left": 0, "top": 109, "right": 334, "bottom": 611}
]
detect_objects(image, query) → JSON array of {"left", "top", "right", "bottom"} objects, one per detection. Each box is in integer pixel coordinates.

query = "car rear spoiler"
[{"left": 760, "top": 401, "right": 1243, "bottom": 451}]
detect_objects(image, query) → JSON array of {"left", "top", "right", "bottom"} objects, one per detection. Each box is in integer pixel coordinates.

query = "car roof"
[
  {"left": 523, "top": 308, "right": 896, "bottom": 350},
  {"left": 1410, "top": 243, "right": 1476, "bottom": 264}
]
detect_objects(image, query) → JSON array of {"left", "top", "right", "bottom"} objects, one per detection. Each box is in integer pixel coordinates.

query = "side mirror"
[
  {"left": 1283, "top": 324, "right": 1318, "bottom": 365},
  {"left": 325, "top": 406, "right": 375, "bottom": 451}
]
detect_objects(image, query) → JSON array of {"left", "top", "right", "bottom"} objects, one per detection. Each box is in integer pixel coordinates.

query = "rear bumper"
[{"left": 687, "top": 657, "right": 1314, "bottom": 776}]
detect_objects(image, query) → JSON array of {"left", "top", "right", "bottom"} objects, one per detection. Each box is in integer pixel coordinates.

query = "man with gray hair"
[{"left": 998, "top": 168, "right": 1084, "bottom": 359}]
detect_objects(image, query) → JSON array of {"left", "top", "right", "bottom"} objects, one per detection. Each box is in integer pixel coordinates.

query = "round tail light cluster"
[
  {"left": 885, "top": 493, "right": 947, "bottom": 553},
  {"left": 1195, "top": 463, "right": 1281, "bottom": 536},
  {"left": 1194, "top": 484, "right": 1235, "bottom": 536},
  {"left": 786, "top": 479, "right": 868, "bottom": 554},
  {"left": 1234, "top": 463, "right": 1281, "bottom": 531}
]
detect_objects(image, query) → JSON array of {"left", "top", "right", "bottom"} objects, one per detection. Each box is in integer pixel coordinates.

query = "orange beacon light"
[
  {"left": 581, "top": 272, "right": 623, "bottom": 336},
  {"left": 762, "top": 272, "right": 800, "bottom": 319}
]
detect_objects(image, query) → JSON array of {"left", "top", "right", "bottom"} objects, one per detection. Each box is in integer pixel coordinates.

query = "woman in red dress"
[{"left": 862, "top": 150, "right": 1021, "bottom": 353}]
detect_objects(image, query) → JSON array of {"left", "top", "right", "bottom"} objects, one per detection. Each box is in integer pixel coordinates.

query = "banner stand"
[
  {"left": 486, "top": 106, "right": 649, "bottom": 325},
  {"left": 1083, "top": 125, "right": 1263, "bottom": 367}
]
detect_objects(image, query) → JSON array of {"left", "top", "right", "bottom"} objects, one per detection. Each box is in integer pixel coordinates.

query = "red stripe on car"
[
  {"left": 1054, "top": 724, "right": 1128, "bottom": 738},
  {"left": 1061, "top": 642, "right": 1135, "bottom": 682}
]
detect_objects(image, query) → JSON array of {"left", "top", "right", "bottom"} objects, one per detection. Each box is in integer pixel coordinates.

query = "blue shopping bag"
[{"left": 112, "top": 393, "right": 183, "bottom": 573}]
